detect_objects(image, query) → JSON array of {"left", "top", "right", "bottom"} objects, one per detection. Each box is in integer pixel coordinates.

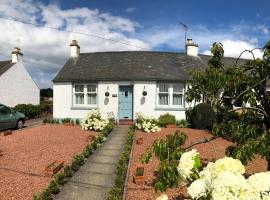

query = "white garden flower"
[
  {"left": 247, "top": 172, "right": 270, "bottom": 200},
  {"left": 211, "top": 171, "right": 249, "bottom": 200},
  {"left": 188, "top": 179, "right": 208, "bottom": 199},
  {"left": 177, "top": 149, "right": 200, "bottom": 182},
  {"left": 200, "top": 157, "right": 245, "bottom": 187},
  {"left": 156, "top": 194, "right": 168, "bottom": 200}
]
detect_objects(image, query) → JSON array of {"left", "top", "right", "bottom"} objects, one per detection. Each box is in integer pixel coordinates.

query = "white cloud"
[
  {"left": 202, "top": 40, "right": 263, "bottom": 59},
  {"left": 125, "top": 7, "right": 136, "bottom": 13},
  {"left": 0, "top": 0, "right": 150, "bottom": 88}
]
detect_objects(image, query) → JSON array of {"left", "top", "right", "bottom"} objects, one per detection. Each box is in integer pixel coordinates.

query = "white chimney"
[
  {"left": 70, "top": 40, "right": 80, "bottom": 58},
  {"left": 186, "top": 38, "right": 199, "bottom": 56},
  {"left": 11, "top": 47, "right": 23, "bottom": 63}
]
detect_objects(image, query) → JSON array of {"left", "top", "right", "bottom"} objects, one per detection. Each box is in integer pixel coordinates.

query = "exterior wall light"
[{"left": 142, "top": 86, "right": 147, "bottom": 96}]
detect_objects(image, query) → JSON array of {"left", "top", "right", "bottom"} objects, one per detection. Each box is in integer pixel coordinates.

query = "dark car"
[{"left": 0, "top": 104, "right": 25, "bottom": 131}]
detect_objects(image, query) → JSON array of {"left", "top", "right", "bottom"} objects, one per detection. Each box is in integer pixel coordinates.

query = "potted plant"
[
  {"left": 133, "top": 165, "right": 145, "bottom": 184},
  {"left": 45, "top": 160, "right": 64, "bottom": 177}
]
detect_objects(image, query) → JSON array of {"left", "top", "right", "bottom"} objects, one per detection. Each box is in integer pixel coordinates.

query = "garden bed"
[
  {"left": 125, "top": 128, "right": 268, "bottom": 200},
  {"left": 0, "top": 124, "right": 97, "bottom": 200}
]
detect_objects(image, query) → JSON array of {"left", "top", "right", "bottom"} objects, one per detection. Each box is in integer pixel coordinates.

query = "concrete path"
[{"left": 55, "top": 125, "right": 129, "bottom": 200}]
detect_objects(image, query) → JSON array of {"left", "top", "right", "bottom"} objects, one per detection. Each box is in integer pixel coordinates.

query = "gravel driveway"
[{"left": 0, "top": 124, "right": 95, "bottom": 200}]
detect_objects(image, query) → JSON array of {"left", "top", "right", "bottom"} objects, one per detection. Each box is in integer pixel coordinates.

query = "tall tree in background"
[{"left": 186, "top": 40, "right": 270, "bottom": 170}]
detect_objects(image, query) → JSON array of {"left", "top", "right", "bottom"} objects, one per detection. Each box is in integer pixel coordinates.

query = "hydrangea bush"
[
  {"left": 156, "top": 151, "right": 270, "bottom": 200},
  {"left": 135, "top": 112, "right": 161, "bottom": 133},
  {"left": 80, "top": 110, "right": 109, "bottom": 131}
]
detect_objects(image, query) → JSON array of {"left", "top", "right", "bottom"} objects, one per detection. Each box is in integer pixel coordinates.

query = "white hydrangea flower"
[
  {"left": 200, "top": 157, "right": 245, "bottom": 187},
  {"left": 177, "top": 149, "right": 199, "bottom": 182},
  {"left": 188, "top": 179, "right": 208, "bottom": 199},
  {"left": 156, "top": 194, "right": 168, "bottom": 200},
  {"left": 247, "top": 172, "right": 270, "bottom": 200},
  {"left": 211, "top": 171, "right": 249, "bottom": 200}
]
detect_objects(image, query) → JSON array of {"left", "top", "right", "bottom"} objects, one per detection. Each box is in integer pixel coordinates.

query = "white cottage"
[
  {"left": 53, "top": 39, "right": 238, "bottom": 123},
  {"left": 0, "top": 47, "right": 40, "bottom": 107}
]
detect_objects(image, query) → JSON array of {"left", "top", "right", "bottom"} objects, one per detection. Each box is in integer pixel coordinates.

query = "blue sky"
[{"left": 0, "top": 0, "right": 269, "bottom": 88}]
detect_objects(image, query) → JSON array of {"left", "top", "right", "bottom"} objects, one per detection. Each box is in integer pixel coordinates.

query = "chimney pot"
[
  {"left": 70, "top": 40, "right": 80, "bottom": 58},
  {"left": 11, "top": 47, "right": 23, "bottom": 63},
  {"left": 186, "top": 38, "right": 199, "bottom": 56}
]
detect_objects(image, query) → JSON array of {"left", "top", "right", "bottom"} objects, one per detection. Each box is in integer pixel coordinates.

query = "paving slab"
[{"left": 55, "top": 125, "right": 129, "bottom": 200}]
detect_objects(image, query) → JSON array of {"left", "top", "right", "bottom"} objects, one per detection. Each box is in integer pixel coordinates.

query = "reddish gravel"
[
  {"left": 126, "top": 128, "right": 268, "bottom": 200},
  {"left": 0, "top": 124, "right": 96, "bottom": 200}
]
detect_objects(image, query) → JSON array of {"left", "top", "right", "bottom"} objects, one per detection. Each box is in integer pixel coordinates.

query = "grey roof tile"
[{"left": 53, "top": 51, "right": 245, "bottom": 82}]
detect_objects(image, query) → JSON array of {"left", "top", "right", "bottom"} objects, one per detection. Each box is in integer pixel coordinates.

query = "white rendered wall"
[
  {"left": 53, "top": 81, "right": 189, "bottom": 120},
  {"left": 0, "top": 62, "right": 40, "bottom": 107}
]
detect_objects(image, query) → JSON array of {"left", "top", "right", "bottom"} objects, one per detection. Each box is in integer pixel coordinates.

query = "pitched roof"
[
  {"left": 53, "top": 51, "right": 243, "bottom": 82},
  {"left": 0, "top": 60, "right": 14, "bottom": 77}
]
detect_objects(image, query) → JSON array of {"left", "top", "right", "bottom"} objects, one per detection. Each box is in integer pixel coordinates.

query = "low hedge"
[
  {"left": 14, "top": 102, "right": 52, "bottom": 119},
  {"left": 33, "top": 122, "right": 114, "bottom": 200},
  {"left": 108, "top": 126, "right": 135, "bottom": 200}
]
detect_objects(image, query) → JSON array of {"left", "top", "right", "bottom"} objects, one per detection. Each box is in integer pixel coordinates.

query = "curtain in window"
[
  {"left": 75, "top": 94, "right": 84, "bottom": 104},
  {"left": 173, "top": 94, "right": 182, "bottom": 105},
  {"left": 158, "top": 83, "right": 169, "bottom": 105},
  {"left": 87, "top": 94, "right": 97, "bottom": 105},
  {"left": 159, "top": 94, "right": 169, "bottom": 105},
  {"left": 75, "top": 85, "right": 84, "bottom": 104},
  {"left": 173, "top": 84, "right": 183, "bottom": 105}
]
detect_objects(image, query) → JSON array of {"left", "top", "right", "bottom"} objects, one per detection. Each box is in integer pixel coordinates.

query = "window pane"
[
  {"left": 87, "top": 94, "right": 97, "bottom": 105},
  {"left": 173, "top": 94, "right": 183, "bottom": 105},
  {"left": 159, "top": 84, "right": 168, "bottom": 92},
  {"left": 173, "top": 84, "right": 183, "bottom": 93},
  {"left": 159, "top": 94, "right": 169, "bottom": 105},
  {"left": 75, "top": 85, "right": 84, "bottom": 92},
  {"left": 87, "top": 85, "right": 96, "bottom": 92},
  {"left": 75, "top": 94, "right": 84, "bottom": 104}
]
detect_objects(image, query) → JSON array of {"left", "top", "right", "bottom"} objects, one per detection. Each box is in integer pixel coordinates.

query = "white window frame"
[
  {"left": 156, "top": 83, "right": 185, "bottom": 108},
  {"left": 73, "top": 83, "right": 98, "bottom": 107}
]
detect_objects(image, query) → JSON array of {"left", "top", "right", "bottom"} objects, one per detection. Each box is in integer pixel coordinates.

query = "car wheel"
[{"left": 16, "top": 119, "right": 24, "bottom": 129}]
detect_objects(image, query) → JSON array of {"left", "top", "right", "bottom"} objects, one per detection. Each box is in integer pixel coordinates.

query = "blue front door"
[{"left": 119, "top": 86, "right": 133, "bottom": 119}]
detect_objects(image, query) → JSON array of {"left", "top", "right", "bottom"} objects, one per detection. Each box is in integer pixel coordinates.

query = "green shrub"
[
  {"left": 177, "top": 119, "right": 188, "bottom": 128},
  {"left": 158, "top": 113, "right": 176, "bottom": 127},
  {"left": 62, "top": 118, "right": 72, "bottom": 124},
  {"left": 14, "top": 103, "right": 52, "bottom": 119},
  {"left": 71, "top": 155, "right": 85, "bottom": 172},
  {"left": 75, "top": 119, "right": 80, "bottom": 125},
  {"left": 190, "top": 103, "right": 215, "bottom": 130},
  {"left": 54, "top": 172, "right": 66, "bottom": 185},
  {"left": 39, "top": 188, "right": 52, "bottom": 200},
  {"left": 47, "top": 180, "right": 59, "bottom": 195},
  {"left": 63, "top": 166, "right": 72, "bottom": 177}
]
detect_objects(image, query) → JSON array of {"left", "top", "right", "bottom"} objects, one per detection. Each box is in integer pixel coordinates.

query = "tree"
[{"left": 186, "top": 40, "right": 270, "bottom": 170}]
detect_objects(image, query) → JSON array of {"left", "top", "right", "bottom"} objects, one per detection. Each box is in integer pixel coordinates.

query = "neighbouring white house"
[
  {"left": 53, "top": 39, "right": 239, "bottom": 122},
  {"left": 0, "top": 47, "right": 40, "bottom": 107}
]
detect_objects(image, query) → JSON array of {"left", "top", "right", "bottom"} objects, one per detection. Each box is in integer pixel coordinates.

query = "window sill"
[
  {"left": 71, "top": 106, "right": 98, "bottom": 110},
  {"left": 155, "top": 107, "right": 186, "bottom": 111}
]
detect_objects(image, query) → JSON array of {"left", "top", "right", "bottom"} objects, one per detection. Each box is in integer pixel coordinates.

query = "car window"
[{"left": 0, "top": 106, "right": 11, "bottom": 115}]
